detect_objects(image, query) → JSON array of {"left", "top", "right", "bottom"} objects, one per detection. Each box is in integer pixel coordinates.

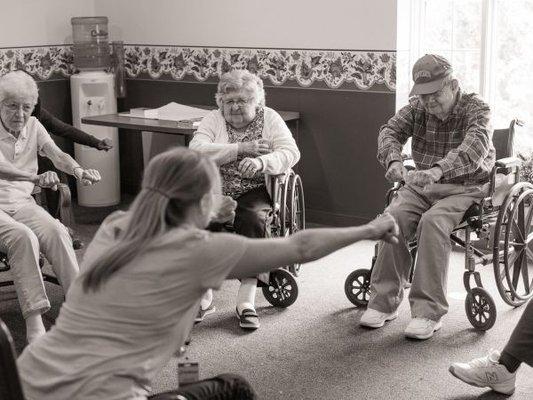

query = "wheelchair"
[
  {"left": 0, "top": 182, "right": 80, "bottom": 288},
  {"left": 261, "top": 169, "right": 306, "bottom": 308},
  {"left": 344, "top": 120, "right": 533, "bottom": 331}
]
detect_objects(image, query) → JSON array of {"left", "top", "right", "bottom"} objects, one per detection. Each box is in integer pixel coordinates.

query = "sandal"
[{"left": 236, "top": 307, "right": 260, "bottom": 330}]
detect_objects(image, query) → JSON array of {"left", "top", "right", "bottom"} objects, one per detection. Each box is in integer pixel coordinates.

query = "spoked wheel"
[
  {"left": 493, "top": 182, "right": 533, "bottom": 306},
  {"left": 287, "top": 173, "right": 305, "bottom": 276},
  {"left": 344, "top": 268, "right": 371, "bottom": 307},
  {"left": 262, "top": 269, "right": 298, "bottom": 308},
  {"left": 465, "top": 287, "right": 497, "bottom": 331}
]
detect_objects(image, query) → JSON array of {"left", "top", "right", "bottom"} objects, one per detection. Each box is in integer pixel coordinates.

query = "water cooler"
[{"left": 70, "top": 16, "right": 120, "bottom": 206}]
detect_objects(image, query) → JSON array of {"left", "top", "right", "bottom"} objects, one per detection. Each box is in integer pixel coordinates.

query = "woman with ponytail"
[{"left": 17, "top": 147, "right": 398, "bottom": 400}]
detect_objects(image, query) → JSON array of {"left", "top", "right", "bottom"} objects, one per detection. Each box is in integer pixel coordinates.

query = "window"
[{"left": 398, "top": 0, "right": 533, "bottom": 153}]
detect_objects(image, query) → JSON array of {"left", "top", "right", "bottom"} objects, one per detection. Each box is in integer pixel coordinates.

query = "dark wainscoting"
[{"left": 122, "top": 79, "right": 394, "bottom": 226}]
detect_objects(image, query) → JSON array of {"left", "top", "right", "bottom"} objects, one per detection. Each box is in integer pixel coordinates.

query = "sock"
[
  {"left": 499, "top": 350, "right": 521, "bottom": 373},
  {"left": 237, "top": 278, "right": 257, "bottom": 314},
  {"left": 200, "top": 289, "right": 213, "bottom": 311},
  {"left": 25, "top": 312, "right": 46, "bottom": 343}
]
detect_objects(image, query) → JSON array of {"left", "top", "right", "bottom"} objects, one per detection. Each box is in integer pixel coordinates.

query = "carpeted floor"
[{"left": 1, "top": 203, "right": 532, "bottom": 399}]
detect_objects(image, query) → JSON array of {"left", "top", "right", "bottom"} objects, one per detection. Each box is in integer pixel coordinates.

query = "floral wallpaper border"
[{"left": 0, "top": 45, "right": 396, "bottom": 91}]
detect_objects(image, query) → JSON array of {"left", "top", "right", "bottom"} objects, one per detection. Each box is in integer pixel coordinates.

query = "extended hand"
[
  {"left": 367, "top": 213, "right": 399, "bottom": 244},
  {"left": 37, "top": 171, "right": 60, "bottom": 191},
  {"left": 211, "top": 195, "right": 237, "bottom": 224},
  {"left": 238, "top": 157, "right": 263, "bottom": 178},
  {"left": 238, "top": 139, "right": 272, "bottom": 157},
  {"left": 385, "top": 161, "right": 408, "bottom": 183},
  {"left": 97, "top": 138, "right": 113, "bottom": 151},
  {"left": 405, "top": 167, "right": 443, "bottom": 187},
  {"left": 74, "top": 168, "right": 101, "bottom": 186}
]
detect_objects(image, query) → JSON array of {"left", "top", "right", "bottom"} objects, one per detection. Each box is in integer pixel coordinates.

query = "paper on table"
[{"left": 156, "top": 102, "right": 211, "bottom": 122}]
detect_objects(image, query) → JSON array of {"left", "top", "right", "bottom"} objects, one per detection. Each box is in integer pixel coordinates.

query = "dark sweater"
[{"left": 33, "top": 99, "right": 101, "bottom": 148}]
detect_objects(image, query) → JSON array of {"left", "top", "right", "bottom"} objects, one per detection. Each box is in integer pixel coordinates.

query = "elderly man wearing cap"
[{"left": 360, "top": 54, "right": 495, "bottom": 340}]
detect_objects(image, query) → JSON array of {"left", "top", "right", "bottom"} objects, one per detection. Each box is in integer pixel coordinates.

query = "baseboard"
[{"left": 306, "top": 209, "right": 371, "bottom": 227}]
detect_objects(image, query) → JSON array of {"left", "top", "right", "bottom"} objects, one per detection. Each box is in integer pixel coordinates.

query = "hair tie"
[{"left": 145, "top": 186, "right": 170, "bottom": 198}]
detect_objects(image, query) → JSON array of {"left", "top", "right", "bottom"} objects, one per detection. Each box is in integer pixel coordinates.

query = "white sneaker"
[
  {"left": 359, "top": 308, "right": 398, "bottom": 328},
  {"left": 404, "top": 317, "right": 442, "bottom": 340},
  {"left": 449, "top": 350, "right": 516, "bottom": 395}
]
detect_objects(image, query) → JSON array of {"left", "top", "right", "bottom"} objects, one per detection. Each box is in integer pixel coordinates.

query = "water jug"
[{"left": 71, "top": 16, "right": 110, "bottom": 71}]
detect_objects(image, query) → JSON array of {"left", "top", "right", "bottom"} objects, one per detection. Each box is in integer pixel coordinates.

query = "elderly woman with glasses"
[{"left": 189, "top": 69, "right": 300, "bottom": 330}]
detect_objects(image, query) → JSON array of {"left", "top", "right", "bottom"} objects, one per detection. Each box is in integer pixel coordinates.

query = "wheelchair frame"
[{"left": 345, "top": 120, "right": 533, "bottom": 330}]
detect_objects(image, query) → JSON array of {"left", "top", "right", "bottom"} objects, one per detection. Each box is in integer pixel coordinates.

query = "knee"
[
  {"left": 418, "top": 212, "right": 453, "bottom": 236},
  {"left": 43, "top": 220, "right": 70, "bottom": 242},
  {"left": 234, "top": 208, "right": 269, "bottom": 237},
  {"left": 3, "top": 224, "right": 39, "bottom": 254}
]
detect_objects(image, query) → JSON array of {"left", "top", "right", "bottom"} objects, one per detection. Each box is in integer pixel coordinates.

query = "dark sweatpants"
[
  {"left": 503, "top": 299, "right": 533, "bottom": 367},
  {"left": 148, "top": 373, "right": 256, "bottom": 400}
]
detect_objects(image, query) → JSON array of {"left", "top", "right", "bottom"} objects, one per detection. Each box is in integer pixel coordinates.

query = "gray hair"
[
  {"left": 0, "top": 71, "right": 39, "bottom": 104},
  {"left": 215, "top": 69, "right": 265, "bottom": 108}
]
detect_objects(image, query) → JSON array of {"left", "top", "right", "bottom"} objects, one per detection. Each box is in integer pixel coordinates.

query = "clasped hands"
[
  {"left": 237, "top": 139, "right": 272, "bottom": 178},
  {"left": 386, "top": 161, "right": 443, "bottom": 188},
  {"left": 35, "top": 168, "right": 101, "bottom": 190}
]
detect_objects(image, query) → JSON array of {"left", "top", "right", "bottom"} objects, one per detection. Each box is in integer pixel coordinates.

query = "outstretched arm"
[{"left": 228, "top": 214, "right": 398, "bottom": 279}]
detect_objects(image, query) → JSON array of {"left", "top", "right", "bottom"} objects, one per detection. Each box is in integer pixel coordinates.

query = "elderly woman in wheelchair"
[
  {"left": 189, "top": 69, "right": 301, "bottom": 329},
  {"left": 0, "top": 71, "right": 101, "bottom": 343}
]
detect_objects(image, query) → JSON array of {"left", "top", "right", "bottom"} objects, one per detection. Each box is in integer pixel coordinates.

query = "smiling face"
[
  {"left": 0, "top": 94, "right": 35, "bottom": 133},
  {"left": 418, "top": 80, "right": 458, "bottom": 120},
  {"left": 220, "top": 88, "right": 258, "bottom": 129}
]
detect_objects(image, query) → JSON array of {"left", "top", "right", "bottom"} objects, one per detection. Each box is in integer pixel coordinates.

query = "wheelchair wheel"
[
  {"left": 262, "top": 269, "right": 298, "bottom": 308},
  {"left": 465, "top": 287, "right": 497, "bottom": 331},
  {"left": 344, "top": 268, "right": 371, "bottom": 307},
  {"left": 287, "top": 173, "right": 305, "bottom": 276},
  {"left": 493, "top": 182, "right": 533, "bottom": 307}
]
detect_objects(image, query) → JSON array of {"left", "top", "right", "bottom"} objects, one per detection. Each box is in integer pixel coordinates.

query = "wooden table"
[{"left": 82, "top": 110, "right": 300, "bottom": 145}]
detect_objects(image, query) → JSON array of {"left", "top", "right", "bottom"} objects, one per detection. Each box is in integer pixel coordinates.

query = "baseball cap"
[{"left": 409, "top": 54, "right": 453, "bottom": 96}]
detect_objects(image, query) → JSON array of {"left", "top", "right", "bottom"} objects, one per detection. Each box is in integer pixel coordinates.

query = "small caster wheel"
[
  {"left": 465, "top": 287, "right": 497, "bottom": 331},
  {"left": 288, "top": 264, "right": 300, "bottom": 277},
  {"left": 344, "top": 268, "right": 371, "bottom": 307},
  {"left": 262, "top": 269, "right": 298, "bottom": 308},
  {"left": 344, "top": 268, "right": 370, "bottom": 307}
]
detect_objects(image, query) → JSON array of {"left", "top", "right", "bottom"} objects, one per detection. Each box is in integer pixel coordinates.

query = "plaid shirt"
[{"left": 377, "top": 91, "right": 495, "bottom": 185}]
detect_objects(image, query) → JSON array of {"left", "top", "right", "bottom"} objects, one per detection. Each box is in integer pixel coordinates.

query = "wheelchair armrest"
[{"left": 495, "top": 157, "right": 522, "bottom": 169}]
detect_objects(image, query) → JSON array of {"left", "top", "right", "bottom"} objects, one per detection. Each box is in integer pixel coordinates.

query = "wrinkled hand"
[
  {"left": 238, "top": 139, "right": 272, "bottom": 157},
  {"left": 97, "top": 138, "right": 113, "bottom": 151},
  {"left": 366, "top": 213, "right": 399, "bottom": 244},
  {"left": 385, "top": 161, "right": 408, "bottom": 183},
  {"left": 211, "top": 195, "right": 237, "bottom": 224},
  {"left": 37, "top": 171, "right": 60, "bottom": 191},
  {"left": 406, "top": 167, "right": 443, "bottom": 188},
  {"left": 74, "top": 168, "right": 101, "bottom": 186},
  {"left": 238, "top": 157, "right": 263, "bottom": 178}
]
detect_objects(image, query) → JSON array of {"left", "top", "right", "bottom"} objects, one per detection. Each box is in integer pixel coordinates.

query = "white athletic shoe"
[
  {"left": 449, "top": 350, "right": 516, "bottom": 395},
  {"left": 359, "top": 308, "right": 398, "bottom": 328},
  {"left": 404, "top": 317, "right": 442, "bottom": 340}
]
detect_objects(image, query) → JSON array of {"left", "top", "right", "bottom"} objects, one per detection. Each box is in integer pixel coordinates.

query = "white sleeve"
[
  {"left": 189, "top": 111, "right": 239, "bottom": 166},
  {"left": 258, "top": 109, "right": 300, "bottom": 174},
  {"left": 33, "top": 118, "right": 55, "bottom": 155}
]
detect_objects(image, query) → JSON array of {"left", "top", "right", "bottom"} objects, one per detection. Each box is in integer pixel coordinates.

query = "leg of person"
[
  {"left": 361, "top": 185, "right": 430, "bottom": 328},
  {"left": 449, "top": 300, "right": 533, "bottom": 395},
  {"left": 195, "top": 289, "right": 216, "bottom": 323},
  {"left": 233, "top": 186, "right": 272, "bottom": 330},
  {"left": 0, "top": 209, "right": 50, "bottom": 343},
  {"left": 406, "top": 184, "right": 486, "bottom": 339},
  {"left": 148, "top": 374, "right": 257, "bottom": 400},
  {"left": 13, "top": 204, "right": 79, "bottom": 293}
]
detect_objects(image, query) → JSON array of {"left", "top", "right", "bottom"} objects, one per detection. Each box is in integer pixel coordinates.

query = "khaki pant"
[
  {"left": 368, "top": 183, "right": 488, "bottom": 321},
  {"left": 0, "top": 202, "right": 79, "bottom": 318}
]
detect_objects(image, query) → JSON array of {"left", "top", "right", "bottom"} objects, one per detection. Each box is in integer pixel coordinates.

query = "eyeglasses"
[
  {"left": 1, "top": 101, "right": 34, "bottom": 114},
  {"left": 222, "top": 97, "right": 253, "bottom": 107}
]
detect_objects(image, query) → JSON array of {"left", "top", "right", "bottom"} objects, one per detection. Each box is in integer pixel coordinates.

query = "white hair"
[
  {"left": 215, "top": 69, "right": 265, "bottom": 108},
  {"left": 0, "top": 70, "right": 39, "bottom": 104}
]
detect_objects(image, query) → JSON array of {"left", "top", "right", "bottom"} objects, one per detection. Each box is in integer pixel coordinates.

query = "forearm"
[
  {"left": 48, "top": 152, "right": 81, "bottom": 175},
  {"left": 291, "top": 225, "right": 374, "bottom": 264},
  {"left": 39, "top": 108, "right": 101, "bottom": 148},
  {"left": 377, "top": 127, "right": 406, "bottom": 169},
  {"left": 0, "top": 163, "right": 38, "bottom": 183},
  {"left": 190, "top": 134, "right": 239, "bottom": 166}
]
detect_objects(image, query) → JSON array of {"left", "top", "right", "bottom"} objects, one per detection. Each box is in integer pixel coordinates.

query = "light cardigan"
[{"left": 190, "top": 107, "right": 300, "bottom": 179}]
